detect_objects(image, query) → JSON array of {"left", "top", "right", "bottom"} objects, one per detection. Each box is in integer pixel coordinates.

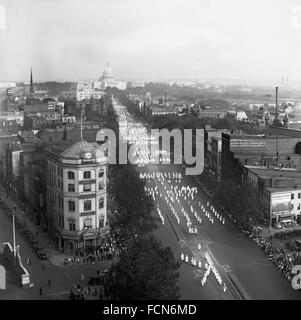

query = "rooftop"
[
  {"left": 48, "top": 138, "right": 105, "bottom": 161},
  {"left": 225, "top": 133, "right": 296, "bottom": 140}
]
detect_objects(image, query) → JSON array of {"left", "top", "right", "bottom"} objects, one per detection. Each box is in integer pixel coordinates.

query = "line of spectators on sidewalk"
[
  {"left": 230, "top": 216, "right": 300, "bottom": 282},
  {"left": 64, "top": 235, "right": 120, "bottom": 265}
]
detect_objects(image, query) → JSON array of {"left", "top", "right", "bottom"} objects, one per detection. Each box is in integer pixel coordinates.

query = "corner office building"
[{"left": 45, "top": 139, "right": 108, "bottom": 253}]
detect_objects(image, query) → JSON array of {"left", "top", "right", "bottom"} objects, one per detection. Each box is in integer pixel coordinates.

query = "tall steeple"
[{"left": 29, "top": 67, "right": 34, "bottom": 97}]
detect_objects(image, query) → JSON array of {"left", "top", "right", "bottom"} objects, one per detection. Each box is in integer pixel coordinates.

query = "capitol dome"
[{"left": 101, "top": 62, "right": 115, "bottom": 81}]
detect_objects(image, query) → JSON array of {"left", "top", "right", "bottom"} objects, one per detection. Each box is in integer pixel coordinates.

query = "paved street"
[
  {"left": 151, "top": 164, "right": 301, "bottom": 300},
  {"left": 0, "top": 192, "right": 110, "bottom": 300},
  {"left": 114, "top": 99, "right": 301, "bottom": 300}
]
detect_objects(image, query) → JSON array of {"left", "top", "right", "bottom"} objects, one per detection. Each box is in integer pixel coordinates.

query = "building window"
[
  {"left": 99, "top": 197, "right": 104, "bottom": 209},
  {"left": 68, "top": 201, "right": 75, "bottom": 211},
  {"left": 83, "top": 171, "right": 91, "bottom": 179},
  {"left": 298, "top": 193, "right": 301, "bottom": 199},
  {"left": 84, "top": 200, "right": 91, "bottom": 211},
  {"left": 292, "top": 204, "right": 294, "bottom": 210},
  {"left": 98, "top": 182, "right": 104, "bottom": 191},
  {"left": 98, "top": 169, "right": 104, "bottom": 178},
  {"left": 68, "top": 171, "right": 74, "bottom": 180},
  {"left": 83, "top": 184, "right": 91, "bottom": 192},
  {"left": 84, "top": 219, "right": 92, "bottom": 230},
  {"left": 99, "top": 216, "right": 105, "bottom": 228},
  {"left": 69, "top": 220, "right": 76, "bottom": 231},
  {"left": 291, "top": 194, "right": 294, "bottom": 200},
  {"left": 68, "top": 184, "right": 75, "bottom": 192},
  {"left": 298, "top": 204, "right": 301, "bottom": 210}
]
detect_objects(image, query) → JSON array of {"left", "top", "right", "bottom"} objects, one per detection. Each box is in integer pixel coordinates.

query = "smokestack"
[
  {"left": 275, "top": 86, "right": 278, "bottom": 120},
  {"left": 164, "top": 91, "right": 167, "bottom": 107}
]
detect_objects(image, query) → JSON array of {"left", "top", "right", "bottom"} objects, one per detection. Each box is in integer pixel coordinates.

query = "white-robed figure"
[
  {"left": 223, "top": 283, "right": 227, "bottom": 293},
  {"left": 198, "top": 261, "right": 202, "bottom": 269},
  {"left": 181, "top": 252, "right": 185, "bottom": 261},
  {"left": 185, "top": 254, "right": 189, "bottom": 263},
  {"left": 197, "top": 243, "right": 202, "bottom": 250}
]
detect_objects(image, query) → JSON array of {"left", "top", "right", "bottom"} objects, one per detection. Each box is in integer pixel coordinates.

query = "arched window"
[
  {"left": 83, "top": 171, "right": 91, "bottom": 179},
  {"left": 99, "top": 216, "right": 105, "bottom": 228},
  {"left": 68, "top": 171, "right": 74, "bottom": 180}
]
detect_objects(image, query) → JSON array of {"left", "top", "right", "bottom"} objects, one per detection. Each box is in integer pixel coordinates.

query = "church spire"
[{"left": 29, "top": 67, "right": 34, "bottom": 97}]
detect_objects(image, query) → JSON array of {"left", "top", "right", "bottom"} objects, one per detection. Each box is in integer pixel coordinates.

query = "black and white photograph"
[{"left": 0, "top": 0, "right": 301, "bottom": 311}]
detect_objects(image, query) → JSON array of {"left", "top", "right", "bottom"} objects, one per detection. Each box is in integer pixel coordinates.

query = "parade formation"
[{"left": 114, "top": 100, "right": 230, "bottom": 297}]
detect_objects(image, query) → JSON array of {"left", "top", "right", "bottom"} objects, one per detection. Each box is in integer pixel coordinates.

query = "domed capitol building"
[
  {"left": 99, "top": 62, "right": 126, "bottom": 90},
  {"left": 76, "top": 62, "right": 126, "bottom": 101}
]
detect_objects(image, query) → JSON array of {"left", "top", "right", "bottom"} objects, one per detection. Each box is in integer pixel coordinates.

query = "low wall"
[{"left": 2, "top": 242, "right": 31, "bottom": 289}]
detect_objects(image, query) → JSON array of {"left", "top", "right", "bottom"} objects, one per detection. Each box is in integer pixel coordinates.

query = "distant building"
[
  {"left": 221, "top": 133, "right": 301, "bottom": 184},
  {"left": 151, "top": 106, "right": 177, "bottom": 116},
  {"left": 98, "top": 62, "right": 126, "bottom": 90},
  {"left": 204, "top": 126, "right": 231, "bottom": 179},
  {"left": 0, "top": 111, "right": 24, "bottom": 126},
  {"left": 62, "top": 115, "right": 76, "bottom": 124},
  {"left": 245, "top": 167, "right": 301, "bottom": 226},
  {"left": 198, "top": 110, "right": 227, "bottom": 119},
  {"left": 76, "top": 82, "right": 104, "bottom": 101},
  {"left": 236, "top": 110, "right": 248, "bottom": 122},
  {"left": 127, "top": 81, "right": 145, "bottom": 88},
  {"left": 0, "top": 82, "right": 16, "bottom": 89}
]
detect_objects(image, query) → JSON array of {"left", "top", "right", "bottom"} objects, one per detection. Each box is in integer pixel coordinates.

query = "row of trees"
[
  {"left": 200, "top": 168, "right": 266, "bottom": 224},
  {"left": 103, "top": 96, "right": 181, "bottom": 300}
]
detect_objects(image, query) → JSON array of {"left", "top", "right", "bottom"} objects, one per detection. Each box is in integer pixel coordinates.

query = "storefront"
[
  {"left": 278, "top": 214, "right": 294, "bottom": 227},
  {"left": 270, "top": 192, "right": 291, "bottom": 227}
]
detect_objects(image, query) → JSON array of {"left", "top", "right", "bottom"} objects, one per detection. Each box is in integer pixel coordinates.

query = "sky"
[{"left": 0, "top": 0, "right": 301, "bottom": 82}]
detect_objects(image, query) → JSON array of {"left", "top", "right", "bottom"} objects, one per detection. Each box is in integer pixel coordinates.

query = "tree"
[
  {"left": 108, "top": 163, "right": 158, "bottom": 240},
  {"left": 105, "top": 236, "right": 180, "bottom": 300},
  {"left": 214, "top": 179, "right": 265, "bottom": 223}
]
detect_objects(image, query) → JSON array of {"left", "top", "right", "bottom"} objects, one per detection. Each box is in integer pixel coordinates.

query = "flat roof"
[
  {"left": 248, "top": 167, "right": 301, "bottom": 179},
  {"left": 225, "top": 134, "right": 295, "bottom": 140},
  {"left": 265, "top": 185, "right": 301, "bottom": 193}
]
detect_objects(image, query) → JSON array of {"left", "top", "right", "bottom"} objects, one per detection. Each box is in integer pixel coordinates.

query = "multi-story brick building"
[{"left": 45, "top": 139, "right": 108, "bottom": 253}]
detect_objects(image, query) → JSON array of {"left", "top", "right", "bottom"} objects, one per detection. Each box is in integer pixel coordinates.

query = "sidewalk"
[
  {"left": 193, "top": 176, "right": 301, "bottom": 254},
  {"left": 0, "top": 187, "right": 79, "bottom": 267}
]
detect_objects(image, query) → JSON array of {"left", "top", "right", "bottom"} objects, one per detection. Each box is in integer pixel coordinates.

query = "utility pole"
[{"left": 12, "top": 204, "right": 16, "bottom": 261}]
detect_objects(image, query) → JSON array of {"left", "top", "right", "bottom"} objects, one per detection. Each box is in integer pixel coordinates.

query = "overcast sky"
[{"left": 0, "top": 0, "right": 301, "bottom": 82}]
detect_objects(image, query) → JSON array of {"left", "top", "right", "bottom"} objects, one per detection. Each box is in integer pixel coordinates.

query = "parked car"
[
  {"left": 36, "top": 247, "right": 47, "bottom": 259},
  {"left": 273, "top": 222, "right": 282, "bottom": 229}
]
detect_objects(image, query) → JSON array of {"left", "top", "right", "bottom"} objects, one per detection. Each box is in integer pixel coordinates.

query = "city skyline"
[{"left": 1, "top": 0, "right": 301, "bottom": 83}]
